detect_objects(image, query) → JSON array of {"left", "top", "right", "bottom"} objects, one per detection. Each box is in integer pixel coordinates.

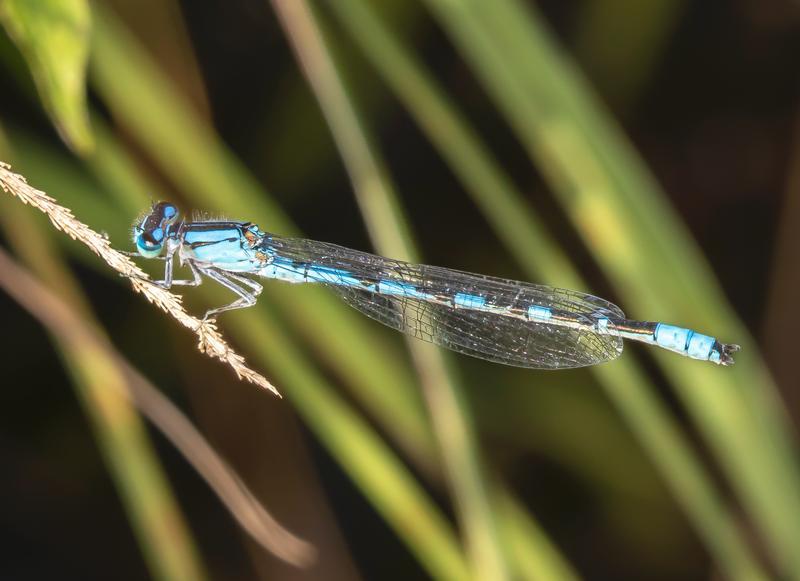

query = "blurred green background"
[{"left": 0, "top": 1, "right": 798, "bottom": 579}]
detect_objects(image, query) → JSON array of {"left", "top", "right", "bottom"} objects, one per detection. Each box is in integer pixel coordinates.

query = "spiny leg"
[
  {"left": 199, "top": 267, "right": 263, "bottom": 320},
  {"left": 128, "top": 248, "right": 202, "bottom": 289},
  {"left": 149, "top": 253, "right": 205, "bottom": 289},
  {"left": 125, "top": 251, "right": 196, "bottom": 289}
]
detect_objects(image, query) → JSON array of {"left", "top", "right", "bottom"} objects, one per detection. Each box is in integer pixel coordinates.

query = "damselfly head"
[{"left": 133, "top": 201, "right": 180, "bottom": 258}]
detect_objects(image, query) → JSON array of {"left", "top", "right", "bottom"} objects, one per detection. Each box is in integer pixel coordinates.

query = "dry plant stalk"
[
  {"left": 0, "top": 246, "right": 315, "bottom": 566},
  {"left": 0, "top": 161, "right": 280, "bottom": 396}
]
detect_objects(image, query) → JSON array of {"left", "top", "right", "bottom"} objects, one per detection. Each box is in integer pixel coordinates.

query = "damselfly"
[{"left": 131, "top": 202, "right": 739, "bottom": 369}]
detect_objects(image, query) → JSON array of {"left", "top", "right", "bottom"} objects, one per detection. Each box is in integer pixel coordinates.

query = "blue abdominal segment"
[
  {"left": 528, "top": 305, "right": 552, "bottom": 321},
  {"left": 308, "top": 265, "right": 372, "bottom": 290},
  {"left": 654, "top": 323, "right": 717, "bottom": 362},
  {"left": 454, "top": 292, "right": 486, "bottom": 309},
  {"left": 378, "top": 279, "right": 428, "bottom": 299}
]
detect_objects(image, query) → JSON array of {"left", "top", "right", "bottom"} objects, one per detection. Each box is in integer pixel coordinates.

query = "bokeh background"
[{"left": 0, "top": 1, "right": 798, "bottom": 580}]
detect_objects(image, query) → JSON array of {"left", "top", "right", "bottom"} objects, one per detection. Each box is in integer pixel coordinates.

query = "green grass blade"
[
  {"left": 496, "top": 492, "right": 581, "bottom": 581},
  {"left": 318, "top": 1, "right": 769, "bottom": 578},
  {"left": 272, "top": 2, "right": 513, "bottom": 578},
  {"left": 240, "top": 313, "right": 472, "bottom": 581},
  {"left": 0, "top": 0, "right": 93, "bottom": 152},
  {"left": 421, "top": 0, "right": 800, "bottom": 576}
]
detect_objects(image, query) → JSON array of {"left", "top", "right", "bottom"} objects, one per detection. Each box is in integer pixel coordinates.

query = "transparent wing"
[{"left": 265, "top": 236, "right": 624, "bottom": 369}]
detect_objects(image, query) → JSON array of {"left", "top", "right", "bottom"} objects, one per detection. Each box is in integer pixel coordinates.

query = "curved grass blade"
[
  {"left": 421, "top": 1, "right": 800, "bottom": 576},
  {"left": 0, "top": 173, "right": 206, "bottom": 580},
  {"left": 0, "top": 0, "right": 93, "bottom": 152}
]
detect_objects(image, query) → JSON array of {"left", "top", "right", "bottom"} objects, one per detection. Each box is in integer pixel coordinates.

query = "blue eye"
[{"left": 132, "top": 201, "right": 181, "bottom": 258}]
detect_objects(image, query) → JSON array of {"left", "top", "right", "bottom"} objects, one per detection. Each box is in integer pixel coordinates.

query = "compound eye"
[{"left": 132, "top": 201, "right": 179, "bottom": 257}]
